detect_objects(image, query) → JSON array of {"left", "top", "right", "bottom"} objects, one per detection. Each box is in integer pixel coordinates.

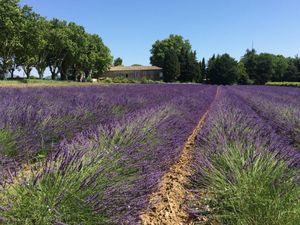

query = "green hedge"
[
  {"left": 98, "top": 77, "right": 163, "bottom": 84},
  {"left": 266, "top": 82, "right": 300, "bottom": 87}
]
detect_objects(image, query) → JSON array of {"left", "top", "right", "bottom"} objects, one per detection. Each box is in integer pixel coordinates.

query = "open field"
[
  {"left": 0, "top": 78, "right": 162, "bottom": 87},
  {"left": 0, "top": 80, "right": 99, "bottom": 87},
  {"left": 0, "top": 84, "right": 299, "bottom": 225}
]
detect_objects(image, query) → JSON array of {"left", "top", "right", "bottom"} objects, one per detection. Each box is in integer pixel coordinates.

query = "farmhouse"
[{"left": 102, "top": 66, "right": 163, "bottom": 80}]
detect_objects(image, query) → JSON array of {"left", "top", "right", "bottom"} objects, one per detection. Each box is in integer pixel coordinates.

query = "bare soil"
[
  {"left": 140, "top": 111, "right": 209, "bottom": 225},
  {"left": 140, "top": 87, "right": 219, "bottom": 225}
]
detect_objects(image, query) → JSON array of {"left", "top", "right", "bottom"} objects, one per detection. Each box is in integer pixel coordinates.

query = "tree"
[
  {"left": 150, "top": 34, "right": 200, "bottom": 82},
  {"left": 294, "top": 55, "right": 300, "bottom": 71},
  {"left": 44, "top": 19, "right": 66, "bottom": 80},
  {"left": 293, "top": 56, "right": 300, "bottom": 81},
  {"left": 200, "top": 58, "right": 206, "bottom": 82},
  {"left": 150, "top": 34, "right": 192, "bottom": 68},
  {"left": 58, "top": 22, "right": 84, "bottom": 80},
  {"left": 207, "top": 53, "right": 240, "bottom": 85},
  {"left": 271, "top": 55, "right": 289, "bottom": 82},
  {"left": 241, "top": 49, "right": 278, "bottom": 84},
  {"left": 179, "top": 50, "right": 200, "bottom": 82},
  {"left": 0, "top": 0, "right": 23, "bottom": 79},
  {"left": 44, "top": 19, "right": 112, "bottom": 81},
  {"left": 237, "top": 62, "right": 251, "bottom": 84},
  {"left": 163, "top": 49, "right": 180, "bottom": 82},
  {"left": 254, "top": 53, "right": 274, "bottom": 84},
  {"left": 113, "top": 57, "right": 123, "bottom": 66},
  {"left": 80, "top": 34, "right": 112, "bottom": 80},
  {"left": 0, "top": 1, "right": 112, "bottom": 81},
  {"left": 241, "top": 49, "right": 257, "bottom": 82},
  {"left": 283, "top": 59, "right": 299, "bottom": 82},
  {"left": 34, "top": 17, "right": 50, "bottom": 79},
  {"left": 18, "top": 5, "right": 46, "bottom": 79}
]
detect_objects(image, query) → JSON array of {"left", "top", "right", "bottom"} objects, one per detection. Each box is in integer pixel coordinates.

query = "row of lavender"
[
  {"left": 0, "top": 85, "right": 198, "bottom": 178},
  {"left": 0, "top": 85, "right": 217, "bottom": 224},
  {"left": 232, "top": 85, "right": 300, "bottom": 149},
  {"left": 0, "top": 85, "right": 187, "bottom": 157},
  {"left": 189, "top": 86, "right": 300, "bottom": 224}
]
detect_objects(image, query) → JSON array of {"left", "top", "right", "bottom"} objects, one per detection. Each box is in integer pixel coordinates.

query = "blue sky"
[{"left": 20, "top": 0, "right": 300, "bottom": 66}]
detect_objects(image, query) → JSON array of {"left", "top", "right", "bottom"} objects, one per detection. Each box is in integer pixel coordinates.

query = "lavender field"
[{"left": 0, "top": 84, "right": 299, "bottom": 225}]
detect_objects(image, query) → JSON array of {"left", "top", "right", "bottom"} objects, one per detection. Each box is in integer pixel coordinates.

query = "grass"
[
  {"left": 0, "top": 78, "right": 163, "bottom": 87},
  {"left": 266, "top": 82, "right": 300, "bottom": 87},
  {"left": 0, "top": 79, "right": 98, "bottom": 87},
  {"left": 198, "top": 144, "right": 300, "bottom": 225},
  {"left": 0, "top": 129, "right": 17, "bottom": 156}
]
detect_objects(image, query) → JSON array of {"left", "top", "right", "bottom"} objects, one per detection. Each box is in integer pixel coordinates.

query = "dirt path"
[{"left": 140, "top": 87, "right": 219, "bottom": 225}]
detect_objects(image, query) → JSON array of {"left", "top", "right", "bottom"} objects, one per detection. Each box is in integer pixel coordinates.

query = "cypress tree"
[
  {"left": 163, "top": 49, "right": 180, "bottom": 82},
  {"left": 200, "top": 57, "right": 206, "bottom": 82}
]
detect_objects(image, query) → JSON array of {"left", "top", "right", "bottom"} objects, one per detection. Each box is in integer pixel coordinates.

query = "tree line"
[
  {"left": 150, "top": 35, "right": 300, "bottom": 84},
  {"left": 0, "top": 0, "right": 112, "bottom": 81},
  {"left": 1, "top": 0, "right": 299, "bottom": 84}
]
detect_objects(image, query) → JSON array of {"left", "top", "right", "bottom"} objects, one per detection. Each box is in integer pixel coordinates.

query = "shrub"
[
  {"left": 201, "top": 145, "right": 300, "bottom": 225},
  {"left": 266, "top": 82, "right": 300, "bottom": 87}
]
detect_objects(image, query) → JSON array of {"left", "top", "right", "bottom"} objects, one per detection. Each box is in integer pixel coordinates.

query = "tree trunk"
[
  {"left": 0, "top": 71, "right": 5, "bottom": 80},
  {"left": 0, "top": 60, "right": 9, "bottom": 79},
  {"left": 37, "top": 69, "right": 44, "bottom": 79},
  {"left": 10, "top": 69, "right": 14, "bottom": 79},
  {"left": 24, "top": 66, "right": 32, "bottom": 79},
  {"left": 51, "top": 72, "right": 56, "bottom": 80},
  {"left": 79, "top": 71, "right": 85, "bottom": 82},
  {"left": 50, "top": 66, "right": 59, "bottom": 80},
  {"left": 85, "top": 70, "right": 92, "bottom": 80},
  {"left": 60, "top": 69, "right": 67, "bottom": 80}
]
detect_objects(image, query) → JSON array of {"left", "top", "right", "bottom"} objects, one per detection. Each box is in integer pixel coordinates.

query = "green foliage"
[
  {"left": 0, "top": 0, "right": 23, "bottom": 79},
  {"left": 237, "top": 62, "right": 252, "bottom": 84},
  {"left": 241, "top": 50, "right": 274, "bottom": 84},
  {"left": 207, "top": 54, "right": 240, "bottom": 84},
  {"left": 202, "top": 145, "right": 300, "bottom": 225},
  {"left": 150, "top": 34, "right": 192, "bottom": 68},
  {"left": 0, "top": 108, "right": 171, "bottom": 224},
  {"left": 199, "top": 58, "right": 206, "bottom": 82},
  {"left": 1, "top": 165, "right": 109, "bottom": 224},
  {"left": 113, "top": 57, "right": 123, "bottom": 66},
  {"left": 140, "top": 78, "right": 161, "bottom": 84},
  {"left": 17, "top": 5, "right": 42, "bottom": 78},
  {"left": 98, "top": 77, "right": 161, "bottom": 84},
  {"left": 241, "top": 49, "right": 300, "bottom": 84},
  {"left": 266, "top": 82, "right": 300, "bottom": 87},
  {"left": 150, "top": 34, "right": 200, "bottom": 82},
  {"left": 0, "top": 129, "right": 17, "bottom": 156},
  {"left": 283, "top": 60, "right": 299, "bottom": 82},
  {"left": 0, "top": 80, "right": 101, "bottom": 87},
  {"left": 179, "top": 50, "right": 200, "bottom": 82},
  {"left": 240, "top": 49, "right": 258, "bottom": 82},
  {"left": 163, "top": 49, "right": 180, "bottom": 82},
  {"left": 0, "top": 1, "right": 112, "bottom": 81},
  {"left": 254, "top": 53, "right": 274, "bottom": 84},
  {"left": 272, "top": 55, "right": 289, "bottom": 81}
]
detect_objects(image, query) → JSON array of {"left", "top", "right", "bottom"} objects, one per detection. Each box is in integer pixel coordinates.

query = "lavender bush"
[
  {"left": 231, "top": 85, "right": 300, "bottom": 149},
  {"left": 189, "top": 86, "right": 300, "bottom": 225},
  {"left": 0, "top": 84, "right": 217, "bottom": 224},
  {"left": 0, "top": 85, "right": 214, "bottom": 178},
  {"left": 1, "top": 84, "right": 299, "bottom": 225}
]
